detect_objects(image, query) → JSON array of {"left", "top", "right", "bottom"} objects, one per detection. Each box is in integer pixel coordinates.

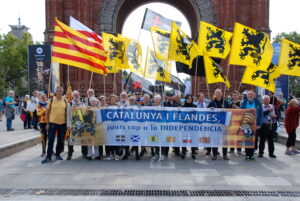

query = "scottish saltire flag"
[
  {"left": 141, "top": 8, "right": 181, "bottom": 31},
  {"left": 229, "top": 22, "right": 273, "bottom": 69},
  {"left": 131, "top": 135, "right": 140, "bottom": 142},
  {"left": 278, "top": 39, "right": 300, "bottom": 76},
  {"left": 52, "top": 18, "right": 107, "bottom": 74},
  {"left": 198, "top": 21, "right": 233, "bottom": 59}
]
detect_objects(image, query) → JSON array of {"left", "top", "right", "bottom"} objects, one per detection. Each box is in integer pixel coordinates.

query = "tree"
[
  {"left": 0, "top": 32, "right": 33, "bottom": 97},
  {"left": 273, "top": 32, "right": 300, "bottom": 97}
]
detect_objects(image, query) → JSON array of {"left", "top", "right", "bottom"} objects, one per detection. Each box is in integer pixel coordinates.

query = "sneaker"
[
  {"left": 258, "top": 154, "right": 263, "bottom": 158},
  {"left": 41, "top": 157, "right": 51, "bottom": 164},
  {"left": 40, "top": 153, "right": 46, "bottom": 157},
  {"left": 211, "top": 155, "right": 217, "bottom": 160},
  {"left": 285, "top": 151, "right": 296, "bottom": 155},
  {"left": 249, "top": 156, "right": 255, "bottom": 161},
  {"left": 237, "top": 151, "right": 242, "bottom": 155},
  {"left": 122, "top": 155, "right": 128, "bottom": 160},
  {"left": 205, "top": 152, "right": 211, "bottom": 156},
  {"left": 7, "top": 128, "right": 15, "bottom": 131},
  {"left": 56, "top": 155, "right": 63, "bottom": 160},
  {"left": 269, "top": 155, "right": 277, "bottom": 158},
  {"left": 245, "top": 156, "right": 250, "bottom": 161},
  {"left": 86, "top": 157, "right": 92, "bottom": 160},
  {"left": 105, "top": 157, "right": 113, "bottom": 161},
  {"left": 151, "top": 155, "right": 159, "bottom": 161},
  {"left": 180, "top": 154, "right": 185, "bottom": 159},
  {"left": 94, "top": 156, "right": 101, "bottom": 160},
  {"left": 291, "top": 150, "right": 300, "bottom": 154},
  {"left": 160, "top": 155, "right": 165, "bottom": 161},
  {"left": 192, "top": 154, "right": 196, "bottom": 160},
  {"left": 223, "top": 155, "right": 230, "bottom": 160},
  {"left": 135, "top": 156, "right": 140, "bottom": 160}
]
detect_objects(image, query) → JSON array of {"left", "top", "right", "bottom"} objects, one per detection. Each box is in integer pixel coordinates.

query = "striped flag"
[{"left": 51, "top": 18, "right": 107, "bottom": 75}]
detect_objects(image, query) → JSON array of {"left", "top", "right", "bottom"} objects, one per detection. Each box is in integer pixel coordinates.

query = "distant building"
[{"left": 8, "top": 17, "right": 29, "bottom": 39}]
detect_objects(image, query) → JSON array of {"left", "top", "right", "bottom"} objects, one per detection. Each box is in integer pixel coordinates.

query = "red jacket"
[{"left": 285, "top": 106, "right": 300, "bottom": 133}]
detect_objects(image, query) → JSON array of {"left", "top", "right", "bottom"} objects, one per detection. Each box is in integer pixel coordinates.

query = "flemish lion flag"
[
  {"left": 203, "top": 51, "right": 230, "bottom": 88},
  {"left": 278, "top": 39, "right": 300, "bottom": 76},
  {"left": 122, "top": 36, "right": 143, "bottom": 75},
  {"left": 150, "top": 26, "right": 170, "bottom": 60},
  {"left": 241, "top": 63, "right": 280, "bottom": 92},
  {"left": 168, "top": 22, "right": 200, "bottom": 67},
  {"left": 144, "top": 48, "right": 171, "bottom": 83},
  {"left": 51, "top": 18, "right": 107, "bottom": 74},
  {"left": 102, "top": 33, "right": 127, "bottom": 69},
  {"left": 198, "top": 21, "right": 233, "bottom": 59},
  {"left": 229, "top": 23, "right": 273, "bottom": 69},
  {"left": 106, "top": 66, "right": 119, "bottom": 74}
]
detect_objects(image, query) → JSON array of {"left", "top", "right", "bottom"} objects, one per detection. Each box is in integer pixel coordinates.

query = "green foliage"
[
  {"left": 273, "top": 31, "right": 300, "bottom": 97},
  {"left": 0, "top": 32, "right": 33, "bottom": 97}
]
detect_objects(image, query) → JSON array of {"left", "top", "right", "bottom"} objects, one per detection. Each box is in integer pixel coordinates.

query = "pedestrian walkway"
[{"left": 0, "top": 142, "right": 300, "bottom": 200}]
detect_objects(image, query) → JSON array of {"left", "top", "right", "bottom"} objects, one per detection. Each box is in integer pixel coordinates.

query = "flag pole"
[
  {"left": 103, "top": 75, "right": 106, "bottom": 96},
  {"left": 113, "top": 73, "right": 116, "bottom": 94},
  {"left": 270, "top": 79, "right": 277, "bottom": 130},
  {"left": 89, "top": 72, "right": 94, "bottom": 89},
  {"left": 222, "top": 64, "right": 231, "bottom": 107},
  {"left": 48, "top": 63, "right": 52, "bottom": 99},
  {"left": 194, "top": 57, "right": 199, "bottom": 95},
  {"left": 206, "top": 83, "right": 210, "bottom": 100}
]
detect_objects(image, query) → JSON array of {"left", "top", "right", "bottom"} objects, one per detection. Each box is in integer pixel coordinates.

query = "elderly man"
[
  {"left": 207, "top": 88, "right": 230, "bottom": 160},
  {"left": 195, "top": 93, "right": 207, "bottom": 108},
  {"left": 240, "top": 90, "right": 263, "bottom": 160},
  {"left": 42, "top": 86, "right": 67, "bottom": 163},
  {"left": 66, "top": 90, "right": 84, "bottom": 160},
  {"left": 258, "top": 95, "right": 277, "bottom": 158},
  {"left": 141, "top": 94, "right": 152, "bottom": 106},
  {"left": 5, "top": 90, "right": 16, "bottom": 131}
]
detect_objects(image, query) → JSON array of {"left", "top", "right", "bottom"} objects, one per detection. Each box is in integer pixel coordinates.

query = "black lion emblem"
[
  {"left": 239, "top": 28, "right": 267, "bottom": 65},
  {"left": 206, "top": 27, "right": 226, "bottom": 54},
  {"left": 108, "top": 38, "right": 124, "bottom": 62},
  {"left": 288, "top": 44, "right": 300, "bottom": 70},
  {"left": 175, "top": 29, "right": 193, "bottom": 61},
  {"left": 212, "top": 62, "right": 227, "bottom": 82},
  {"left": 251, "top": 70, "right": 270, "bottom": 86},
  {"left": 155, "top": 30, "right": 170, "bottom": 54},
  {"left": 148, "top": 51, "right": 166, "bottom": 79},
  {"left": 126, "top": 41, "right": 140, "bottom": 70}
]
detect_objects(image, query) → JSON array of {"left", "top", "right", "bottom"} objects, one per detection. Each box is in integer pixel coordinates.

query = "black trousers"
[
  {"left": 259, "top": 123, "right": 275, "bottom": 156},
  {"left": 206, "top": 147, "right": 228, "bottom": 156},
  {"left": 23, "top": 112, "right": 31, "bottom": 128},
  {"left": 286, "top": 130, "right": 296, "bottom": 147},
  {"left": 230, "top": 148, "right": 242, "bottom": 152},
  {"left": 46, "top": 123, "right": 66, "bottom": 158},
  {"left": 32, "top": 110, "right": 38, "bottom": 129},
  {"left": 124, "top": 146, "right": 139, "bottom": 157},
  {"left": 40, "top": 123, "right": 47, "bottom": 153},
  {"left": 182, "top": 147, "right": 197, "bottom": 154}
]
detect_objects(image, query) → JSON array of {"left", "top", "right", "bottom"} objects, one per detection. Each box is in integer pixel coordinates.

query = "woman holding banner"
[{"left": 181, "top": 94, "right": 197, "bottom": 160}]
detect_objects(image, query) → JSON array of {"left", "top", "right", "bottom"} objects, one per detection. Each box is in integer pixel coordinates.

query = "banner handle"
[{"left": 89, "top": 72, "right": 94, "bottom": 89}]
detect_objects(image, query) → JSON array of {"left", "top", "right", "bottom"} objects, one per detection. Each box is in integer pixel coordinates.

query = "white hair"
[
  {"left": 129, "top": 96, "right": 136, "bottom": 101},
  {"left": 89, "top": 96, "right": 99, "bottom": 103},
  {"left": 154, "top": 94, "right": 161, "bottom": 100},
  {"left": 72, "top": 90, "right": 79, "bottom": 96},
  {"left": 120, "top": 91, "right": 128, "bottom": 97},
  {"left": 143, "top": 94, "right": 150, "bottom": 99},
  {"left": 262, "top": 95, "right": 270, "bottom": 100},
  {"left": 25, "top": 95, "right": 30, "bottom": 99}
]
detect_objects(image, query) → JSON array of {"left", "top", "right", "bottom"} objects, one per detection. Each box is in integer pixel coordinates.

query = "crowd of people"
[{"left": 1, "top": 87, "right": 300, "bottom": 164}]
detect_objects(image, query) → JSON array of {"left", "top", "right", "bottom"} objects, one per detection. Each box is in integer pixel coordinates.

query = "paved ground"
[
  {"left": 1, "top": 115, "right": 300, "bottom": 200},
  {"left": 0, "top": 115, "right": 40, "bottom": 147}
]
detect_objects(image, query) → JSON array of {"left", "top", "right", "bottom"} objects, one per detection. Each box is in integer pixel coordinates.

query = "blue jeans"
[
  {"left": 6, "top": 111, "right": 14, "bottom": 130},
  {"left": 46, "top": 123, "right": 66, "bottom": 158}
]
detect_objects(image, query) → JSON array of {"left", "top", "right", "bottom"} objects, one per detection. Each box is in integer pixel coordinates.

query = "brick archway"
[{"left": 98, "top": 0, "right": 216, "bottom": 40}]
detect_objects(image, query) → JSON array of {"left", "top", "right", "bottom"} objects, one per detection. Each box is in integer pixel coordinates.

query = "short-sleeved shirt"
[
  {"left": 5, "top": 96, "right": 15, "bottom": 109},
  {"left": 47, "top": 97, "right": 67, "bottom": 124}
]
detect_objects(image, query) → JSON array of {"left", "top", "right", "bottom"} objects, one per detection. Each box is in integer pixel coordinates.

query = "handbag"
[{"left": 20, "top": 113, "right": 26, "bottom": 121}]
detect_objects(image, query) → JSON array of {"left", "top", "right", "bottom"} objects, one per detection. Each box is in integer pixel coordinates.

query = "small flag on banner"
[
  {"left": 131, "top": 135, "right": 140, "bottom": 142},
  {"left": 182, "top": 136, "right": 192, "bottom": 143},
  {"left": 166, "top": 136, "right": 176, "bottom": 143},
  {"left": 148, "top": 136, "right": 159, "bottom": 142},
  {"left": 200, "top": 137, "right": 210, "bottom": 144},
  {"left": 116, "top": 135, "right": 126, "bottom": 142}
]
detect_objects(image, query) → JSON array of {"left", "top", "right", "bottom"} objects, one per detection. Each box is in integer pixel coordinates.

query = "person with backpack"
[{"left": 42, "top": 86, "right": 67, "bottom": 164}]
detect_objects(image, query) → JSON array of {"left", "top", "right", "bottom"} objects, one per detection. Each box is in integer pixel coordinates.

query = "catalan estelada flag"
[
  {"left": 51, "top": 18, "right": 107, "bottom": 74},
  {"left": 198, "top": 21, "right": 232, "bottom": 59},
  {"left": 241, "top": 63, "right": 280, "bottom": 92},
  {"left": 229, "top": 22, "right": 273, "bottom": 69},
  {"left": 278, "top": 39, "right": 300, "bottom": 76},
  {"left": 168, "top": 21, "right": 200, "bottom": 67},
  {"left": 203, "top": 51, "right": 230, "bottom": 88}
]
